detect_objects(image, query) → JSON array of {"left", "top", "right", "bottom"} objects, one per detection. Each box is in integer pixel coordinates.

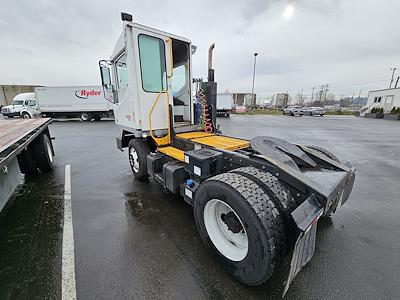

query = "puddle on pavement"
[{"left": 0, "top": 172, "right": 64, "bottom": 299}]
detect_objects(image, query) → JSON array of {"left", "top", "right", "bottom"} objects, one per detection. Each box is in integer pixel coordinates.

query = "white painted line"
[{"left": 62, "top": 165, "right": 77, "bottom": 300}]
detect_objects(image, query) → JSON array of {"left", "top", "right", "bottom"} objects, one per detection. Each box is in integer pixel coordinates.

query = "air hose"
[{"left": 196, "top": 81, "right": 213, "bottom": 133}]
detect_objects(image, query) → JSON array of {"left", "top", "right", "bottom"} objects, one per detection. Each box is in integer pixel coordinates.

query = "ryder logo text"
[{"left": 75, "top": 90, "right": 101, "bottom": 99}]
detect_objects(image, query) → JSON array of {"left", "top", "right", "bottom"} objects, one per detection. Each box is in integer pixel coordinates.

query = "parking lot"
[{"left": 0, "top": 115, "right": 399, "bottom": 299}]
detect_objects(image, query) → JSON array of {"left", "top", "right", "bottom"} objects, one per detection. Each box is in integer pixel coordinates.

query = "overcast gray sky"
[{"left": 1, "top": 0, "right": 399, "bottom": 100}]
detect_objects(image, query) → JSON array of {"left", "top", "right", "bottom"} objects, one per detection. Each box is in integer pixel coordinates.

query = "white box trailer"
[
  {"left": 217, "top": 93, "right": 233, "bottom": 117},
  {"left": 20, "top": 86, "right": 114, "bottom": 121}
]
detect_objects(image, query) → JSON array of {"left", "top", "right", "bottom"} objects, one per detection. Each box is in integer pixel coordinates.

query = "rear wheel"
[
  {"left": 80, "top": 112, "right": 92, "bottom": 122},
  {"left": 17, "top": 147, "right": 37, "bottom": 175},
  {"left": 128, "top": 139, "right": 150, "bottom": 180},
  {"left": 194, "top": 172, "right": 287, "bottom": 285},
  {"left": 93, "top": 115, "right": 102, "bottom": 121},
  {"left": 33, "top": 133, "right": 55, "bottom": 172},
  {"left": 230, "top": 167, "right": 297, "bottom": 249}
]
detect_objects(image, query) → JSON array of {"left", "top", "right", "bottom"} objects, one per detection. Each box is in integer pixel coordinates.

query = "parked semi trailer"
[
  {"left": 217, "top": 93, "right": 233, "bottom": 117},
  {"left": 7, "top": 86, "right": 114, "bottom": 121},
  {"left": 99, "top": 13, "right": 356, "bottom": 295},
  {"left": 0, "top": 118, "right": 55, "bottom": 212}
]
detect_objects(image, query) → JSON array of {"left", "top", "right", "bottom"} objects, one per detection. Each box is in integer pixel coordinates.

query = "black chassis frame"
[{"left": 158, "top": 134, "right": 356, "bottom": 223}]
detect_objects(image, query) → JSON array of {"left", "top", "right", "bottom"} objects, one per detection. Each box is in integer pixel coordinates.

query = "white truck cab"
[
  {"left": 1, "top": 93, "right": 37, "bottom": 118},
  {"left": 99, "top": 13, "right": 196, "bottom": 147}
]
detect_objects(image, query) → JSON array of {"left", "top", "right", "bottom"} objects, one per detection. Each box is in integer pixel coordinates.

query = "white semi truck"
[
  {"left": 99, "top": 13, "right": 355, "bottom": 296},
  {"left": 1, "top": 93, "right": 36, "bottom": 118},
  {"left": 2, "top": 86, "right": 114, "bottom": 121}
]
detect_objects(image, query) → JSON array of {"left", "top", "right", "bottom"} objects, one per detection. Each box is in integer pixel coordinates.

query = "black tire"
[
  {"left": 17, "top": 147, "right": 37, "bottom": 175},
  {"left": 194, "top": 172, "right": 287, "bottom": 286},
  {"left": 80, "top": 112, "right": 92, "bottom": 122},
  {"left": 128, "top": 139, "right": 150, "bottom": 180},
  {"left": 93, "top": 115, "right": 102, "bottom": 121},
  {"left": 290, "top": 112, "right": 294, "bottom": 116},
  {"left": 21, "top": 112, "right": 31, "bottom": 119},
  {"left": 33, "top": 133, "right": 55, "bottom": 172},
  {"left": 230, "top": 167, "right": 297, "bottom": 249},
  {"left": 306, "top": 145, "right": 340, "bottom": 162}
]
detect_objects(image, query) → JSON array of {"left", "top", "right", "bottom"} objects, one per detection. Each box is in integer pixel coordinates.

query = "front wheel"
[
  {"left": 194, "top": 172, "right": 287, "bottom": 286},
  {"left": 128, "top": 139, "right": 150, "bottom": 180},
  {"left": 21, "top": 112, "right": 31, "bottom": 119}
]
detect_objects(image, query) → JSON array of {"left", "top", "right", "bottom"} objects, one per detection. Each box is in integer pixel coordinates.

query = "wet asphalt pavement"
[{"left": 0, "top": 115, "right": 399, "bottom": 299}]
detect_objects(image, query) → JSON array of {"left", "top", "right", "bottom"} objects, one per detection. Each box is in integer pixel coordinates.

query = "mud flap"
[{"left": 283, "top": 195, "right": 324, "bottom": 297}]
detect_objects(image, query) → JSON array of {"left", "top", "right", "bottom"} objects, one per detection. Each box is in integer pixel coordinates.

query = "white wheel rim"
[
  {"left": 23, "top": 114, "right": 30, "bottom": 119},
  {"left": 46, "top": 139, "right": 53, "bottom": 164},
  {"left": 129, "top": 148, "right": 139, "bottom": 173},
  {"left": 81, "top": 113, "right": 88, "bottom": 121},
  {"left": 204, "top": 199, "right": 248, "bottom": 261}
]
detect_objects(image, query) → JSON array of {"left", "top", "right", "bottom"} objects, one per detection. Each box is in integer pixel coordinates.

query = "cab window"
[
  {"left": 138, "top": 35, "right": 167, "bottom": 92},
  {"left": 115, "top": 53, "right": 129, "bottom": 89},
  {"left": 172, "top": 64, "right": 187, "bottom": 96}
]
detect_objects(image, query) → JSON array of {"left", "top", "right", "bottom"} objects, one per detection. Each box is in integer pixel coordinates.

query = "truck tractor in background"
[
  {"left": 99, "top": 13, "right": 356, "bottom": 296},
  {"left": 3, "top": 86, "right": 114, "bottom": 121},
  {"left": 1, "top": 93, "right": 36, "bottom": 118}
]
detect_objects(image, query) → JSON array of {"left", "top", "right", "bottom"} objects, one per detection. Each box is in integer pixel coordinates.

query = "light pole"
[
  {"left": 389, "top": 67, "right": 397, "bottom": 88},
  {"left": 251, "top": 53, "right": 258, "bottom": 106}
]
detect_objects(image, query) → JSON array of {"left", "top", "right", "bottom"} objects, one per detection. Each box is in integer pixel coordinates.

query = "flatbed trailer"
[{"left": 0, "top": 118, "right": 55, "bottom": 212}]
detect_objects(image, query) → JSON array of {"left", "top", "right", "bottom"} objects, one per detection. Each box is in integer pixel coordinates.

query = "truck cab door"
[{"left": 132, "top": 30, "right": 171, "bottom": 133}]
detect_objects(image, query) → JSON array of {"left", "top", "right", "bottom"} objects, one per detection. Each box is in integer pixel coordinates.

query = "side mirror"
[{"left": 99, "top": 60, "right": 115, "bottom": 103}]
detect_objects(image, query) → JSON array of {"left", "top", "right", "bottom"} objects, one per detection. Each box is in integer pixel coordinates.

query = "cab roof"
[
  {"left": 13, "top": 93, "right": 35, "bottom": 101},
  {"left": 111, "top": 21, "right": 191, "bottom": 61}
]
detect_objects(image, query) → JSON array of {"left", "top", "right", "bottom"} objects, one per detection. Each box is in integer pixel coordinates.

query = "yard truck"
[
  {"left": 14, "top": 86, "right": 114, "bottom": 121},
  {"left": 0, "top": 118, "right": 55, "bottom": 212},
  {"left": 99, "top": 13, "right": 356, "bottom": 296}
]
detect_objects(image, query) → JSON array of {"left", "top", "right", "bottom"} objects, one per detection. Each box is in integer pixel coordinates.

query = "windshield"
[{"left": 12, "top": 100, "right": 24, "bottom": 105}]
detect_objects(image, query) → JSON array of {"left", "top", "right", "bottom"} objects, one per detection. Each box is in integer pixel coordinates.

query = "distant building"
[
  {"left": 365, "top": 87, "right": 400, "bottom": 113},
  {"left": 233, "top": 93, "right": 256, "bottom": 107},
  {"left": 351, "top": 97, "right": 368, "bottom": 106},
  {"left": 218, "top": 93, "right": 256, "bottom": 107},
  {"left": 275, "top": 93, "right": 289, "bottom": 108}
]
